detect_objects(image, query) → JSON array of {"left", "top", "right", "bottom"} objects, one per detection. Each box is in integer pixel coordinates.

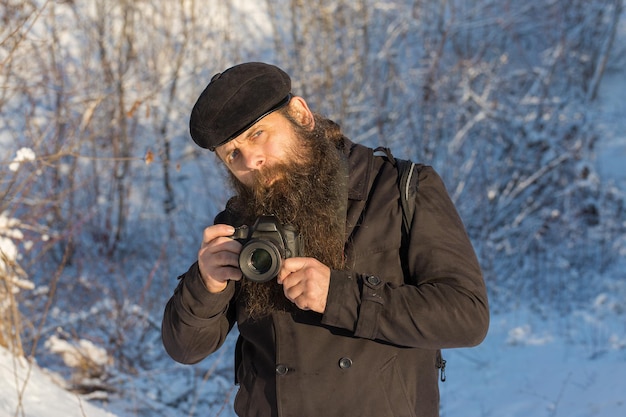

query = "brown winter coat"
[{"left": 162, "top": 138, "right": 489, "bottom": 417}]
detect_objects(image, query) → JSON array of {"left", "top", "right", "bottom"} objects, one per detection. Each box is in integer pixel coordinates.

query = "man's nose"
[{"left": 242, "top": 149, "right": 265, "bottom": 170}]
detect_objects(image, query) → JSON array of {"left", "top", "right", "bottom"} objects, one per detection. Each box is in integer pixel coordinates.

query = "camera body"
[{"left": 232, "top": 215, "right": 301, "bottom": 283}]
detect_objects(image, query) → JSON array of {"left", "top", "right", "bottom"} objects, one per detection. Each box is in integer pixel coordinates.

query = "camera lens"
[
  {"left": 239, "top": 239, "right": 282, "bottom": 283},
  {"left": 249, "top": 248, "right": 273, "bottom": 274}
]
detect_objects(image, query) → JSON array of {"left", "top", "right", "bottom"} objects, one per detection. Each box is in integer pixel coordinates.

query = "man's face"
[
  {"left": 217, "top": 103, "right": 347, "bottom": 318},
  {"left": 215, "top": 104, "right": 308, "bottom": 188}
]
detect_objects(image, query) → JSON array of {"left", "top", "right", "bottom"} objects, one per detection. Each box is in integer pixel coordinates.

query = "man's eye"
[{"left": 228, "top": 149, "right": 240, "bottom": 162}]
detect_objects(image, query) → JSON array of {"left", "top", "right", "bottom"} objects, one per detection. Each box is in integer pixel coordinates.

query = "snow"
[
  {"left": 3, "top": 308, "right": 625, "bottom": 417},
  {"left": 44, "top": 336, "right": 112, "bottom": 370},
  {"left": 1, "top": 4, "right": 625, "bottom": 417},
  {"left": 0, "top": 347, "right": 116, "bottom": 417},
  {"left": 436, "top": 24, "right": 626, "bottom": 413},
  {"left": 8, "top": 148, "right": 36, "bottom": 172},
  {"left": 441, "top": 311, "right": 626, "bottom": 417},
  {"left": 595, "top": 65, "right": 626, "bottom": 191}
]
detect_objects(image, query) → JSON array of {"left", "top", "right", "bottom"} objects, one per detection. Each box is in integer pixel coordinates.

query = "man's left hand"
[{"left": 277, "top": 258, "right": 330, "bottom": 313}]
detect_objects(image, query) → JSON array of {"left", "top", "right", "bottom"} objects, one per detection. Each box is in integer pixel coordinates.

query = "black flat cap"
[{"left": 189, "top": 62, "right": 292, "bottom": 151}]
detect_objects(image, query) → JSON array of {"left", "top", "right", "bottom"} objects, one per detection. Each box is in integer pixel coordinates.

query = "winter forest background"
[{"left": 1, "top": 1, "right": 625, "bottom": 416}]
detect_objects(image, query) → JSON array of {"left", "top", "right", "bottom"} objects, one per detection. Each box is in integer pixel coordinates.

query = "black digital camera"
[{"left": 231, "top": 215, "right": 302, "bottom": 283}]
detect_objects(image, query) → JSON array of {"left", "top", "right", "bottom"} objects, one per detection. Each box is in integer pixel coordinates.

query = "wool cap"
[{"left": 189, "top": 62, "right": 292, "bottom": 151}]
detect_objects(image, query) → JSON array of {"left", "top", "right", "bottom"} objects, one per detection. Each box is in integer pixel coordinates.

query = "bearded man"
[{"left": 162, "top": 62, "right": 489, "bottom": 417}]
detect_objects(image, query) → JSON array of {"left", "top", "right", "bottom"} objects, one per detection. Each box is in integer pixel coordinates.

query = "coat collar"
[{"left": 342, "top": 138, "right": 373, "bottom": 201}]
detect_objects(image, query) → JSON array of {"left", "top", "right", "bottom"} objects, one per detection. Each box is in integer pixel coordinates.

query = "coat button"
[
  {"left": 366, "top": 275, "right": 381, "bottom": 286},
  {"left": 275, "top": 364, "right": 289, "bottom": 375},
  {"left": 338, "top": 357, "right": 353, "bottom": 369}
]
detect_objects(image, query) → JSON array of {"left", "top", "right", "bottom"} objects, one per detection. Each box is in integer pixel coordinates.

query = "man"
[{"left": 162, "top": 62, "right": 489, "bottom": 417}]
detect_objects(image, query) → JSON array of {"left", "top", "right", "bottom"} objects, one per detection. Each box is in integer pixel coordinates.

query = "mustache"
[
  {"left": 248, "top": 162, "right": 315, "bottom": 209},
  {"left": 252, "top": 165, "right": 286, "bottom": 189},
  {"left": 252, "top": 159, "right": 309, "bottom": 186}
]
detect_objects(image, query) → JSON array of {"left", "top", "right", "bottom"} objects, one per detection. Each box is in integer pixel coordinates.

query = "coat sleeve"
[
  {"left": 161, "top": 262, "right": 237, "bottom": 364},
  {"left": 322, "top": 166, "right": 489, "bottom": 350}
]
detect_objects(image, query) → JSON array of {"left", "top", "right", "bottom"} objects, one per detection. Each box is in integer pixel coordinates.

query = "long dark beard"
[{"left": 229, "top": 116, "right": 347, "bottom": 318}]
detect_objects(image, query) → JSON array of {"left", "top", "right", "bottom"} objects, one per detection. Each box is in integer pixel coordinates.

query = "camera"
[{"left": 231, "top": 215, "right": 301, "bottom": 283}]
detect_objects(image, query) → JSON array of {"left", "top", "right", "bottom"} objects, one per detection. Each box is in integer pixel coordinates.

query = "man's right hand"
[{"left": 197, "top": 224, "right": 242, "bottom": 293}]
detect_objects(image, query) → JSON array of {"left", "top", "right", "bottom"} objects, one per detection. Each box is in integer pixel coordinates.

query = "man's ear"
[{"left": 288, "top": 96, "right": 315, "bottom": 130}]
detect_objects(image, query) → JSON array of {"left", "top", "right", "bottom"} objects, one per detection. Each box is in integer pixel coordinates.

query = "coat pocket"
[{"left": 380, "top": 355, "right": 418, "bottom": 417}]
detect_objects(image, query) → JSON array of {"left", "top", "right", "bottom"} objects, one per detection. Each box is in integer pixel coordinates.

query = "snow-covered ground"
[
  {"left": 0, "top": 347, "right": 115, "bottom": 417},
  {"left": 441, "top": 307, "right": 626, "bottom": 417},
  {"left": 3, "top": 306, "right": 625, "bottom": 417}
]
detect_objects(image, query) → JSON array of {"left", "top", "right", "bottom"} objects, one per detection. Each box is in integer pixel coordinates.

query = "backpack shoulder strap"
[
  {"left": 373, "top": 147, "right": 420, "bottom": 234},
  {"left": 374, "top": 146, "right": 421, "bottom": 281},
  {"left": 395, "top": 157, "right": 419, "bottom": 233}
]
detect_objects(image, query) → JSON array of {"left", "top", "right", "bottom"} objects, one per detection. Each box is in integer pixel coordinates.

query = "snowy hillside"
[{"left": 0, "top": 347, "right": 115, "bottom": 417}]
